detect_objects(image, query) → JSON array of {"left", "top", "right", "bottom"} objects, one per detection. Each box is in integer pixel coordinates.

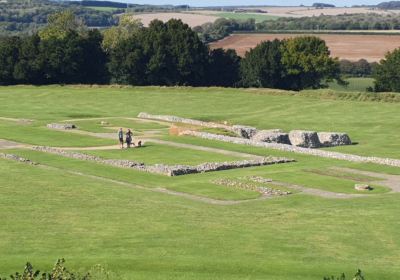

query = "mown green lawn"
[
  {"left": 328, "top": 77, "right": 375, "bottom": 92},
  {"left": 0, "top": 85, "right": 400, "bottom": 279},
  {"left": 1, "top": 158, "right": 399, "bottom": 279},
  {"left": 0, "top": 85, "right": 398, "bottom": 158}
]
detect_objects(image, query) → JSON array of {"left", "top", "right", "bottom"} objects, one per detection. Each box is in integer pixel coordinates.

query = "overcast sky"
[{"left": 121, "top": 0, "right": 381, "bottom": 7}]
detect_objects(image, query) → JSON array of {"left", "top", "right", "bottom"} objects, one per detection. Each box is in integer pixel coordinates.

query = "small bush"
[
  {"left": 0, "top": 259, "right": 122, "bottom": 280},
  {"left": 323, "top": 269, "right": 366, "bottom": 280}
]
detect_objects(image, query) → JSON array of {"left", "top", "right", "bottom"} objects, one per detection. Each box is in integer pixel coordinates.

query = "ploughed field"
[
  {"left": 1, "top": 86, "right": 400, "bottom": 279},
  {"left": 210, "top": 33, "right": 400, "bottom": 61},
  {"left": 130, "top": 12, "right": 219, "bottom": 27}
]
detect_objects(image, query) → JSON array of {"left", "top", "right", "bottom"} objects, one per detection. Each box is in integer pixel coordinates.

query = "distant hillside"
[
  {"left": 69, "top": 0, "right": 128, "bottom": 8},
  {"left": 377, "top": 1, "right": 400, "bottom": 9},
  {"left": 0, "top": 0, "right": 189, "bottom": 36}
]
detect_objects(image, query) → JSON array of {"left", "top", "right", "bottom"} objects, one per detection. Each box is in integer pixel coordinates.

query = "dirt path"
[
  {"left": 0, "top": 139, "right": 29, "bottom": 149},
  {"left": 61, "top": 116, "right": 173, "bottom": 127},
  {"left": 332, "top": 167, "right": 400, "bottom": 193},
  {"left": 145, "top": 139, "right": 263, "bottom": 159},
  {"left": 0, "top": 117, "right": 33, "bottom": 124},
  {"left": 55, "top": 129, "right": 263, "bottom": 159},
  {"left": 271, "top": 181, "right": 365, "bottom": 199}
]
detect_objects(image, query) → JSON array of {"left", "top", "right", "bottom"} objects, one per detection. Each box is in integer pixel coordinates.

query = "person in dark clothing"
[
  {"left": 118, "top": 128, "right": 124, "bottom": 149},
  {"left": 126, "top": 129, "right": 133, "bottom": 148}
]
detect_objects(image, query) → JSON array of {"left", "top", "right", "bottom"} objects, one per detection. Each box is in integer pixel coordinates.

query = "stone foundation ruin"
[
  {"left": 138, "top": 112, "right": 352, "bottom": 148},
  {"left": 47, "top": 123, "right": 77, "bottom": 130},
  {"left": 32, "top": 146, "right": 295, "bottom": 177}
]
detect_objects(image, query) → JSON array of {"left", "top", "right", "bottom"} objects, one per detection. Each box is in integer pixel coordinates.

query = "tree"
[
  {"left": 240, "top": 40, "right": 286, "bottom": 88},
  {"left": 108, "top": 19, "right": 209, "bottom": 86},
  {"left": 207, "top": 48, "right": 241, "bottom": 87},
  {"left": 38, "top": 29, "right": 109, "bottom": 84},
  {"left": 281, "top": 36, "right": 343, "bottom": 90},
  {"left": 374, "top": 48, "right": 400, "bottom": 92},
  {"left": 0, "top": 37, "right": 20, "bottom": 85},
  {"left": 39, "top": 10, "right": 85, "bottom": 40},
  {"left": 102, "top": 14, "right": 143, "bottom": 52},
  {"left": 108, "top": 32, "right": 147, "bottom": 85},
  {"left": 79, "top": 30, "right": 109, "bottom": 84},
  {"left": 13, "top": 34, "right": 44, "bottom": 84}
]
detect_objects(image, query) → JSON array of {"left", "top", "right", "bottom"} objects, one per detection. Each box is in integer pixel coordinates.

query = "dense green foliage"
[
  {"left": 313, "top": 3, "right": 336, "bottom": 8},
  {"left": 374, "top": 48, "right": 400, "bottom": 92},
  {"left": 109, "top": 19, "right": 210, "bottom": 86},
  {"left": 323, "top": 269, "right": 365, "bottom": 280},
  {"left": 0, "top": 11, "right": 344, "bottom": 90},
  {"left": 0, "top": 30, "right": 107, "bottom": 85},
  {"left": 240, "top": 37, "right": 342, "bottom": 90},
  {"left": 339, "top": 59, "right": 378, "bottom": 77},
  {"left": 256, "top": 13, "right": 400, "bottom": 31},
  {"left": 0, "top": 259, "right": 122, "bottom": 280},
  {"left": 240, "top": 40, "right": 286, "bottom": 88},
  {"left": 193, "top": 18, "right": 255, "bottom": 43}
]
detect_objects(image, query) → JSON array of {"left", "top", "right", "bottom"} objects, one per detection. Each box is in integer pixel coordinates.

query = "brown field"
[
  {"left": 195, "top": 6, "right": 400, "bottom": 18},
  {"left": 131, "top": 12, "right": 218, "bottom": 27},
  {"left": 210, "top": 33, "right": 400, "bottom": 61}
]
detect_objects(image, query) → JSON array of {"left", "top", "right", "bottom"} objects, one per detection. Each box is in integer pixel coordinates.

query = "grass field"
[
  {"left": 328, "top": 78, "right": 375, "bottom": 92},
  {"left": 1, "top": 85, "right": 400, "bottom": 279},
  {"left": 86, "top": 6, "right": 122, "bottom": 11},
  {"left": 215, "top": 12, "right": 280, "bottom": 22}
]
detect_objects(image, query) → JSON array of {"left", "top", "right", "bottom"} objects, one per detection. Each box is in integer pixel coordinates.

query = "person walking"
[
  {"left": 118, "top": 128, "right": 124, "bottom": 149},
  {"left": 126, "top": 129, "right": 133, "bottom": 148}
]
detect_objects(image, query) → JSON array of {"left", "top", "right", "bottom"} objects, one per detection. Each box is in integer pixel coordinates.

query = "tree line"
[
  {"left": 0, "top": 11, "right": 342, "bottom": 91},
  {"left": 0, "top": 11, "right": 399, "bottom": 92},
  {"left": 257, "top": 13, "right": 400, "bottom": 31},
  {"left": 194, "top": 13, "right": 400, "bottom": 41}
]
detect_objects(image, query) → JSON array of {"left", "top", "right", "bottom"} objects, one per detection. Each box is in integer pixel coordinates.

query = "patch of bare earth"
[
  {"left": 210, "top": 33, "right": 400, "bottom": 61},
  {"left": 130, "top": 12, "right": 218, "bottom": 27}
]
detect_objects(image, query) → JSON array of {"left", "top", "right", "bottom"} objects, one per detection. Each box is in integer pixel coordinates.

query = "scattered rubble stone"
[
  {"left": 355, "top": 184, "right": 373, "bottom": 191},
  {"left": 0, "top": 153, "right": 38, "bottom": 165},
  {"left": 318, "top": 132, "right": 352, "bottom": 147},
  {"left": 232, "top": 125, "right": 258, "bottom": 139},
  {"left": 212, "top": 178, "right": 291, "bottom": 196},
  {"left": 47, "top": 123, "right": 77, "bottom": 130},
  {"left": 246, "top": 176, "right": 273, "bottom": 184}
]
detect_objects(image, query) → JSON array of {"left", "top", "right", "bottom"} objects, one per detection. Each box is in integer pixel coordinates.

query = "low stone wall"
[
  {"left": 138, "top": 112, "right": 231, "bottom": 130},
  {"left": 0, "top": 153, "right": 38, "bottom": 165},
  {"left": 32, "top": 146, "right": 294, "bottom": 177},
  {"left": 47, "top": 123, "right": 77, "bottom": 130},
  {"left": 180, "top": 130, "right": 400, "bottom": 168},
  {"left": 212, "top": 178, "right": 291, "bottom": 196}
]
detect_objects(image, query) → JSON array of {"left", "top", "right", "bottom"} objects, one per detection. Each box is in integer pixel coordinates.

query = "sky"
[{"left": 119, "top": 0, "right": 382, "bottom": 7}]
